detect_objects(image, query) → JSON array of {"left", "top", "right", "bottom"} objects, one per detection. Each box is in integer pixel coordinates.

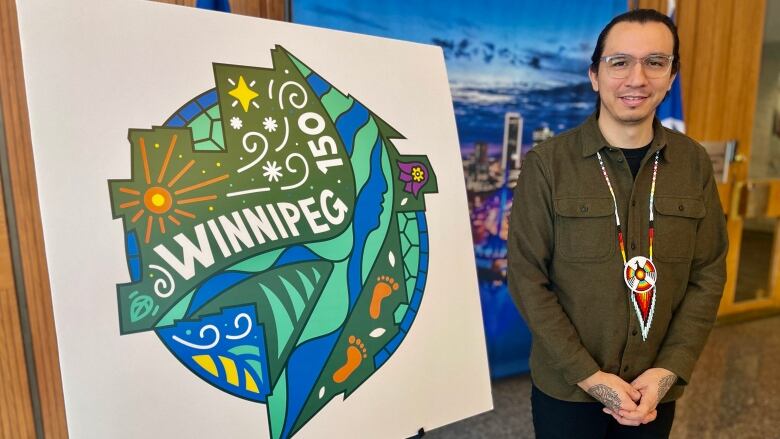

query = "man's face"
[{"left": 589, "top": 21, "right": 676, "bottom": 127}]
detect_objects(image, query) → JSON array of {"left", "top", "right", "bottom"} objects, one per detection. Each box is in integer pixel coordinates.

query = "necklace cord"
[{"left": 596, "top": 150, "right": 660, "bottom": 265}]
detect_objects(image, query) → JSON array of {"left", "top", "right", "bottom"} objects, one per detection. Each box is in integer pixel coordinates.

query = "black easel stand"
[{"left": 407, "top": 427, "right": 426, "bottom": 438}]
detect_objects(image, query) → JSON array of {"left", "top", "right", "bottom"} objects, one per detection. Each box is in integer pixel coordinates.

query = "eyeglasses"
[{"left": 600, "top": 54, "right": 674, "bottom": 79}]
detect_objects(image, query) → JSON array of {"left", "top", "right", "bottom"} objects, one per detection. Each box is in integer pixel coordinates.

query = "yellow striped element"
[
  {"left": 193, "top": 355, "right": 218, "bottom": 377},
  {"left": 219, "top": 356, "right": 239, "bottom": 386},
  {"left": 245, "top": 370, "right": 259, "bottom": 393}
]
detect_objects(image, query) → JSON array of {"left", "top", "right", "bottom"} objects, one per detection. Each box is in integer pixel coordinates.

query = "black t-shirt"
[{"left": 620, "top": 142, "right": 652, "bottom": 179}]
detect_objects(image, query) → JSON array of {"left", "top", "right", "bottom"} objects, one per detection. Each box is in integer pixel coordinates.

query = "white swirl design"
[
  {"left": 241, "top": 131, "right": 268, "bottom": 154},
  {"left": 238, "top": 131, "right": 270, "bottom": 174},
  {"left": 225, "top": 313, "right": 252, "bottom": 340},
  {"left": 278, "top": 81, "right": 308, "bottom": 110},
  {"left": 172, "top": 325, "right": 220, "bottom": 350},
  {"left": 280, "top": 153, "right": 310, "bottom": 191},
  {"left": 148, "top": 264, "right": 175, "bottom": 298}
]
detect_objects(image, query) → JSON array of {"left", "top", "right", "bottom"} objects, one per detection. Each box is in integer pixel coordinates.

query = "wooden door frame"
[{"left": 0, "top": 104, "right": 36, "bottom": 438}]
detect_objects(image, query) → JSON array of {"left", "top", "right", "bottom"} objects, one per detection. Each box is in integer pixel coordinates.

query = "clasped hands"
[{"left": 577, "top": 368, "right": 676, "bottom": 426}]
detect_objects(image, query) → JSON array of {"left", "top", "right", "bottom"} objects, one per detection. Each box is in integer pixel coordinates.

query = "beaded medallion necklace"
[{"left": 595, "top": 150, "right": 660, "bottom": 341}]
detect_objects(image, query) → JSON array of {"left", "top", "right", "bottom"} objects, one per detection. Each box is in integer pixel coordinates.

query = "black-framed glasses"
[{"left": 600, "top": 54, "right": 674, "bottom": 79}]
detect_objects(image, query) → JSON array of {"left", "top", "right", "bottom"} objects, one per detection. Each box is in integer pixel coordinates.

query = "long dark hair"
[
  {"left": 589, "top": 9, "right": 680, "bottom": 113},
  {"left": 590, "top": 8, "right": 680, "bottom": 75}
]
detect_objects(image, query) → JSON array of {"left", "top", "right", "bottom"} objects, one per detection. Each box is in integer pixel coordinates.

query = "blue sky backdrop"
[
  {"left": 294, "top": 0, "right": 623, "bottom": 88},
  {"left": 292, "top": 0, "right": 627, "bottom": 378}
]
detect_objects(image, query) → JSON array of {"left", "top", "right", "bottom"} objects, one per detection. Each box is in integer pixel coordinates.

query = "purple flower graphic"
[{"left": 398, "top": 161, "right": 429, "bottom": 197}]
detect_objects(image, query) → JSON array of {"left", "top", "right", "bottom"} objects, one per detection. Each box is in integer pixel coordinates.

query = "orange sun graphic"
[{"left": 116, "top": 134, "right": 229, "bottom": 243}]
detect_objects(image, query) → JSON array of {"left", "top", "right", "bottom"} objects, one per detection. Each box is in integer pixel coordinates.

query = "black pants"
[{"left": 531, "top": 385, "right": 675, "bottom": 439}]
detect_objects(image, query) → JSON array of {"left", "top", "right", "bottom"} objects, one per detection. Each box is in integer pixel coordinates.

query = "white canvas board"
[{"left": 15, "top": 0, "right": 493, "bottom": 438}]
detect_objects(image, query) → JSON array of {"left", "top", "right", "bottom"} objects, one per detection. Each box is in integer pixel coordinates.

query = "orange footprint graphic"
[
  {"left": 369, "top": 275, "right": 399, "bottom": 319},
  {"left": 332, "top": 335, "right": 367, "bottom": 384}
]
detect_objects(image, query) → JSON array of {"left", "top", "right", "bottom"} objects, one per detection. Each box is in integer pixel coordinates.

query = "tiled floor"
[{"left": 427, "top": 314, "right": 780, "bottom": 439}]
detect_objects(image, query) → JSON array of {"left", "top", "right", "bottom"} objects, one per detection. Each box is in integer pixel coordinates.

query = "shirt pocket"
[
  {"left": 653, "top": 196, "right": 705, "bottom": 261},
  {"left": 554, "top": 197, "right": 615, "bottom": 262}
]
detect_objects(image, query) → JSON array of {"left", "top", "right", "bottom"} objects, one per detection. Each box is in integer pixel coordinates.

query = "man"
[{"left": 508, "top": 9, "right": 727, "bottom": 438}]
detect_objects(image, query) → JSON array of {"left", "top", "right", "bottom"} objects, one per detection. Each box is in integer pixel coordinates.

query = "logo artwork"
[{"left": 109, "top": 46, "right": 437, "bottom": 438}]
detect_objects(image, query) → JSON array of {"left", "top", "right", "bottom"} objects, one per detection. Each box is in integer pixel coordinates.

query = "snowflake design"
[
  {"left": 262, "top": 116, "right": 278, "bottom": 132},
  {"left": 261, "top": 160, "right": 283, "bottom": 182},
  {"left": 229, "top": 116, "right": 243, "bottom": 130}
]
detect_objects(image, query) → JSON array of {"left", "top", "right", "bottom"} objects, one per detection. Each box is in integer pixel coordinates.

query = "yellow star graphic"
[{"left": 228, "top": 75, "right": 259, "bottom": 112}]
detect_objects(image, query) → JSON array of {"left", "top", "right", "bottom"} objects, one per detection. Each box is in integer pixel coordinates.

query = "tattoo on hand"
[
  {"left": 587, "top": 384, "right": 621, "bottom": 411},
  {"left": 656, "top": 374, "right": 677, "bottom": 404}
]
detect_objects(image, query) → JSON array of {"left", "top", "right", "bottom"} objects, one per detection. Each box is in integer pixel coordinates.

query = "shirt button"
[
  {"left": 617, "top": 157, "right": 624, "bottom": 163},
  {"left": 623, "top": 365, "right": 629, "bottom": 372},
  {"left": 632, "top": 200, "right": 636, "bottom": 207},
  {"left": 580, "top": 206, "right": 588, "bottom": 213},
  {"left": 632, "top": 329, "right": 638, "bottom": 336},
  {"left": 631, "top": 242, "right": 636, "bottom": 250},
  {"left": 678, "top": 204, "right": 685, "bottom": 211}
]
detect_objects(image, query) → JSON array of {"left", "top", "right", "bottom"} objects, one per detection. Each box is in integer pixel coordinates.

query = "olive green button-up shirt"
[{"left": 508, "top": 114, "right": 728, "bottom": 403}]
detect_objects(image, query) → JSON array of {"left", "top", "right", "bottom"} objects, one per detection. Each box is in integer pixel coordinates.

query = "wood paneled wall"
[
  {"left": 0, "top": 0, "right": 285, "bottom": 437},
  {"left": 638, "top": 0, "right": 765, "bottom": 167},
  {"left": 0, "top": 169, "right": 35, "bottom": 439},
  {"left": 231, "top": 0, "right": 286, "bottom": 20},
  {"left": 679, "top": 0, "right": 766, "bottom": 315},
  {"left": 154, "top": 0, "right": 197, "bottom": 6},
  {"left": 638, "top": 0, "right": 768, "bottom": 314},
  {"left": 677, "top": 0, "right": 765, "bottom": 178}
]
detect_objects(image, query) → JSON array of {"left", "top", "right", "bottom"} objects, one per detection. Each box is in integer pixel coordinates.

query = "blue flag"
[{"left": 657, "top": 0, "right": 685, "bottom": 132}]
